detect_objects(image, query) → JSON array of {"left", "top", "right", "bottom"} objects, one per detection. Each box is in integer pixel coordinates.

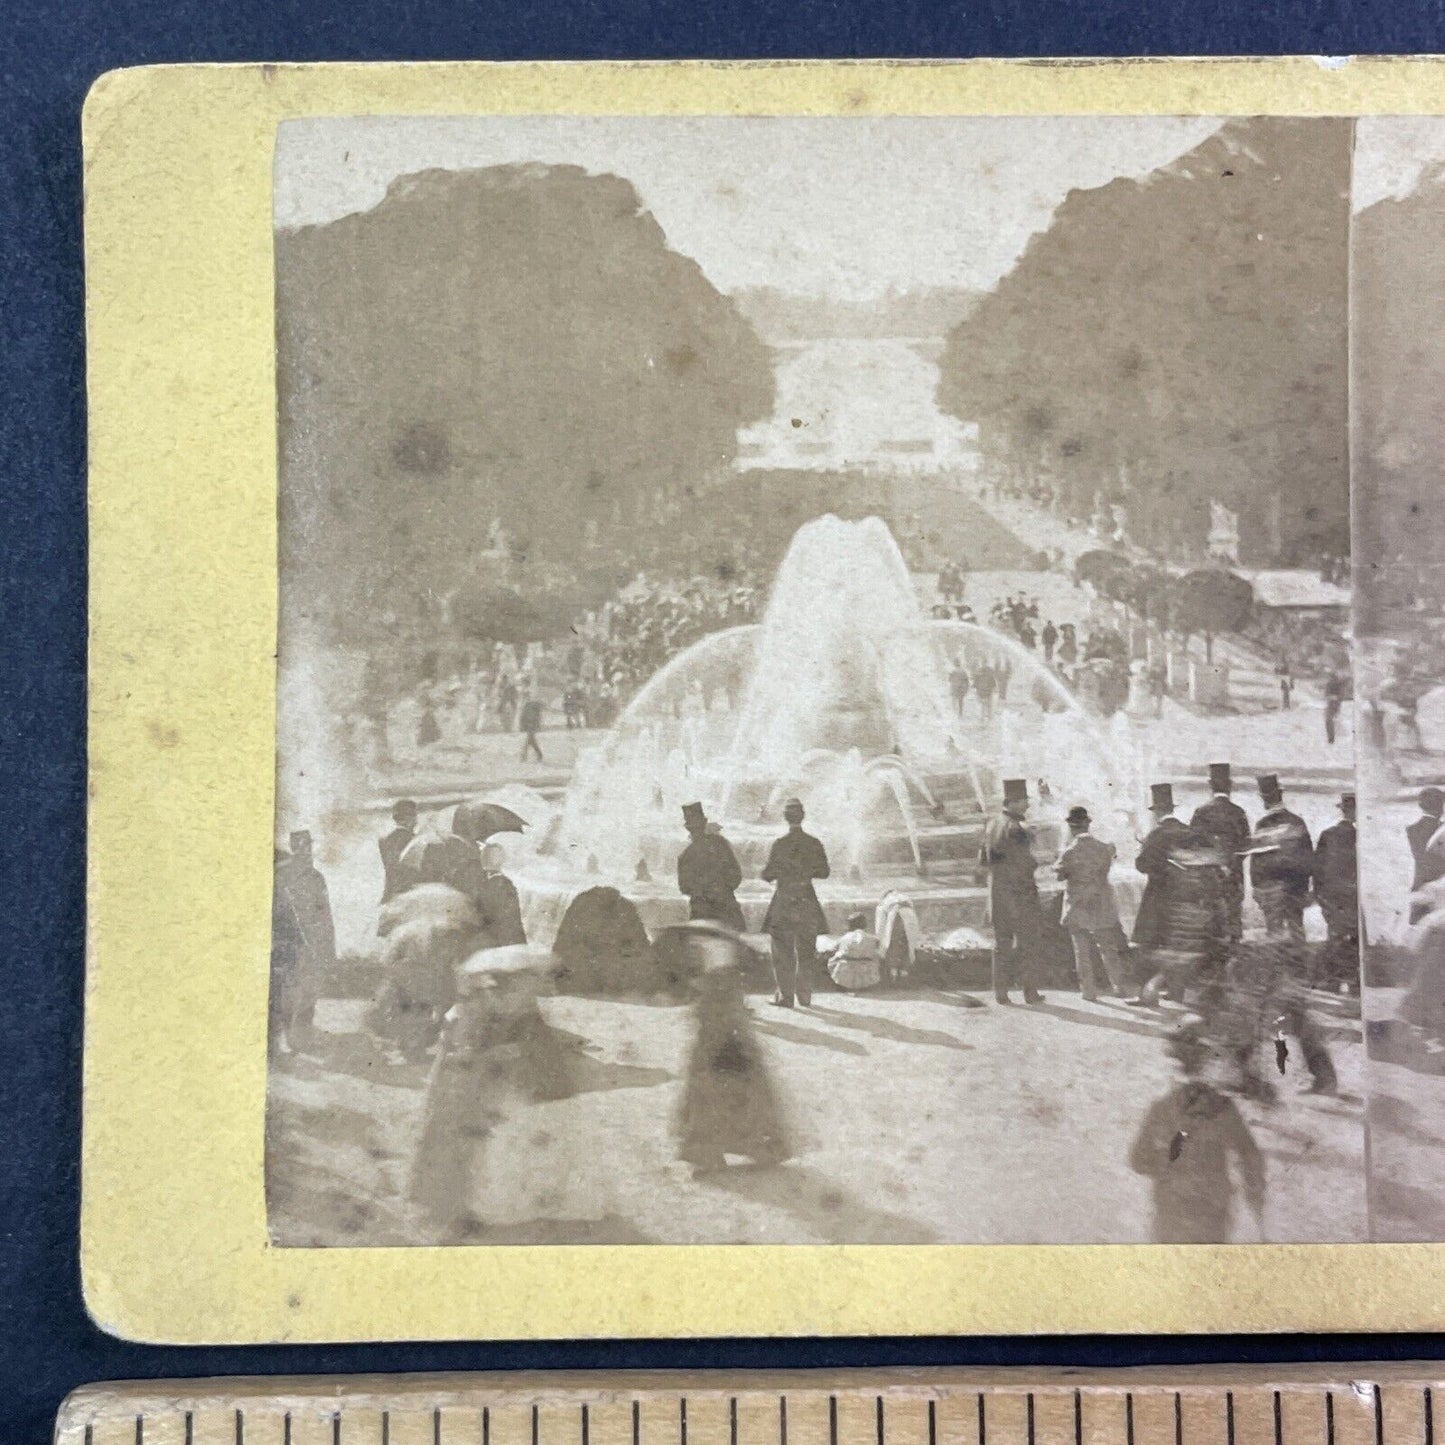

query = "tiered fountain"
[{"left": 514, "top": 515, "right": 1139, "bottom": 944}]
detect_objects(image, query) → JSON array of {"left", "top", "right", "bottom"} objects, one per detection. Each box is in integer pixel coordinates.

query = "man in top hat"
[
  {"left": 761, "top": 798, "right": 830, "bottom": 1007},
  {"left": 1190, "top": 763, "right": 1251, "bottom": 941},
  {"left": 1314, "top": 792, "right": 1359, "bottom": 993},
  {"left": 1054, "top": 805, "right": 1131, "bottom": 1001},
  {"left": 677, "top": 801, "right": 746, "bottom": 934},
  {"left": 1407, "top": 786, "right": 1445, "bottom": 922},
  {"left": 981, "top": 779, "right": 1045, "bottom": 1005},
  {"left": 1248, "top": 774, "right": 1314, "bottom": 942},
  {"left": 1133, "top": 783, "right": 1210, "bottom": 1004},
  {"left": 379, "top": 798, "right": 419, "bottom": 905}
]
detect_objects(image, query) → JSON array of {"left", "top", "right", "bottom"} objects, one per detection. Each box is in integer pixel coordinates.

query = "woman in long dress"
[
  {"left": 675, "top": 925, "right": 791, "bottom": 1175},
  {"left": 408, "top": 946, "right": 574, "bottom": 1240}
]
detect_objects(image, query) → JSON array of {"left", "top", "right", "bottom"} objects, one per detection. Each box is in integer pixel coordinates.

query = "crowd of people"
[
  {"left": 268, "top": 741, "right": 1364, "bottom": 1243},
  {"left": 376, "top": 566, "right": 765, "bottom": 764}
]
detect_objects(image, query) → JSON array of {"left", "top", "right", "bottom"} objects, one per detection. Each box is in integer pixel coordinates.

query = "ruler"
[{"left": 54, "top": 1369, "right": 1445, "bottom": 1445}]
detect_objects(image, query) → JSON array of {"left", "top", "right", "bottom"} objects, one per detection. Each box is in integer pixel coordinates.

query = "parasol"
[{"left": 453, "top": 799, "right": 528, "bottom": 844}]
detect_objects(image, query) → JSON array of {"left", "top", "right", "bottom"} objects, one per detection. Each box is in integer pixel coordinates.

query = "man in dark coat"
[
  {"left": 1190, "top": 763, "right": 1251, "bottom": 941},
  {"left": 1134, "top": 783, "right": 1190, "bottom": 953},
  {"left": 270, "top": 830, "right": 337, "bottom": 1055},
  {"left": 379, "top": 798, "right": 419, "bottom": 904},
  {"left": 982, "top": 778, "right": 1045, "bottom": 1005},
  {"left": 677, "top": 802, "right": 746, "bottom": 933},
  {"left": 1407, "top": 786, "right": 1445, "bottom": 922},
  {"left": 1248, "top": 774, "right": 1314, "bottom": 942},
  {"left": 761, "top": 797, "right": 830, "bottom": 1008},
  {"left": 1134, "top": 783, "right": 1226, "bottom": 1004},
  {"left": 1314, "top": 792, "right": 1359, "bottom": 993},
  {"left": 518, "top": 694, "right": 545, "bottom": 763}
]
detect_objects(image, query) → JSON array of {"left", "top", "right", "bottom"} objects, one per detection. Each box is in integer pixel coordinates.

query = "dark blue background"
[{"left": 7, "top": 4, "right": 1445, "bottom": 1443}]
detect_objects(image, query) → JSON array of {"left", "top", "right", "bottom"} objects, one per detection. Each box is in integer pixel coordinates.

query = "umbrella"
[
  {"left": 453, "top": 799, "right": 528, "bottom": 843},
  {"left": 460, "top": 942, "right": 551, "bottom": 978},
  {"left": 378, "top": 881, "right": 480, "bottom": 938}
]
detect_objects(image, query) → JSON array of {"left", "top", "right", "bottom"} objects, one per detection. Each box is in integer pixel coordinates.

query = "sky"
[{"left": 274, "top": 115, "right": 1226, "bottom": 301}]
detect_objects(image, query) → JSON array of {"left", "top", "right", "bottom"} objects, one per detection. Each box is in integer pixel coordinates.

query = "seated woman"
[{"left": 826, "top": 912, "right": 883, "bottom": 992}]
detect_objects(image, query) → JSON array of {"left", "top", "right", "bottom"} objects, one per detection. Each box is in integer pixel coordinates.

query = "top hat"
[
  {"left": 1066, "top": 805, "right": 1091, "bottom": 827},
  {"left": 1341, "top": 791, "right": 1356, "bottom": 811},
  {"left": 1002, "top": 779, "right": 1029, "bottom": 807},
  {"left": 1208, "top": 762, "right": 1232, "bottom": 793},
  {"left": 681, "top": 801, "right": 706, "bottom": 829},
  {"left": 1149, "top": 782, "right": 1175, "bottom": 812},
  {"left": 1257, "top": 773, "right": 1282, "bottom": 799},
  {"left": 782, "top": 796, "right": 805, "bottom": 817}
]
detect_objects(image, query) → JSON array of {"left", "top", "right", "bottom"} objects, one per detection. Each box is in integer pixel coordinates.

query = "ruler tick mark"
[
  {"left": 1227, "top": 1393, "right": 1236, "bottom": 1445},
  {"left": 1028, "top": 1395, "right": 1036, "bottom": 1445},
  {"left": 1074, "top": 1389, "right": 1082, "bottom": 1445},
  {"left": 634, "top": 1399, "right": 642, "bottom": 1445},
  {"left": 1326, "top": 1394, "right": 1335, "bottom": 1445},
  {"left": 1274, "top": 1392, "right": 1283, "bottom": 1445},
  {"left": 929, "top": 1400, "right": 937, "bottom": 1445},
  {"left": 236, "top": 1408, "right": 245, "bottom": 1445},
  {"left": 534, "top": 1405, "right": 540, "bottom": 1445},
  {"left": 682, "top": 1397, "right": 688, "bottom": 1445},
  {"left": 830, "top": 1397, "right": 838, "bottom": 1445},
  {"left": 383, "top": 1411, "right": 390, "bottom": 1445},
  {"left": 435, "top": 1408, "right": 442, "bottom": 1445},
  {"left": 285, "top": 1413, "right": 293, "bottom": 1445},
  {"left": 186, "top": 1412, "right": 194, "bottom": 1445},
  {"left": 1126, "top": 1394, "right": 1135, "bottom": 1445},
  {"left": 1174, "top": 1394, "right": 1182, "bottom": 1445},
  {"left": 780, "top": 1395, "right": 788, "bottom": 1445},
  {"left": 137, "top": 1414, "right": 144, "bottom": 1445},
  {"left": 730, "top": 1399, "right": 738, "bottom": 1445},
  {"left": 1375, "top": 1385, "right": 1385, "bottom": 1445},
  {"left": 484, "top": 1406, "right": 491, "bottom": 1445},
  {"left": 1426, "top": 1388, "right": 1435, "bottom": 1445},
  {"left": 977, "top": 1392, "right": 986, "bottom": 1445},
  {"left": 878, "top": 1396, "right": 886, "bottom": 1445},
  {"left": 583, "top": 1403, "right": 591, "bottom": 1445},
  {"left": 334, "top": 1410, "right": 342, "bottom": 1445}
]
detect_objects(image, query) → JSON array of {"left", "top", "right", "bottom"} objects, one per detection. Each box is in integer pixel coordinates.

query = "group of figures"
[
  {"left": 270, "top": 750, "right": 1359, "bottom": 1244},
  {"left": 987, "top": 762, "right": 1356, "bottom": 1243}
]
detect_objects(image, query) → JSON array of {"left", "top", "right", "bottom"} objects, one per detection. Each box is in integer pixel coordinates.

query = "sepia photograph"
[
  {"left": 264, "top": 113, "right": 1367, "bottom": 1248},
  {"left": 1352, "top": 116, "right": 1445, "bottom": 1244}
]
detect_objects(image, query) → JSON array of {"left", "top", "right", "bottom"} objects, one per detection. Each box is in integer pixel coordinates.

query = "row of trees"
[
  {"left": 277, "top": 164, "right": 776, "bottom": 646},
  {"left": 937, "top": 118, "right": 1351, "bottom": 568},
  {"left": 1074, "top": 550, "right": 1254, "bottom": 661}
]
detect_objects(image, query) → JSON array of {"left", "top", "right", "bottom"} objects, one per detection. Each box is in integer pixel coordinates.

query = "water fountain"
[{"left": 512, "top": 515, "right": 1141, "bottom": 944}]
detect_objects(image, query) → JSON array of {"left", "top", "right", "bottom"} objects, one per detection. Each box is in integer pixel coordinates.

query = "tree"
[
  {"left": 938, "top": 119, "right": 1349, "bottom": 568},
  {"left": 452, "top": 583, "right": 579, "bottom": 647},
  {"left": 1074, "top": 549, "right": 1134, "bottom": 597},
  {"left": 1170, "top": 569, "right": 1254, "bottom": 661},
  {"left": 276, "top": 164, "right": 775, "bottom": 646}
]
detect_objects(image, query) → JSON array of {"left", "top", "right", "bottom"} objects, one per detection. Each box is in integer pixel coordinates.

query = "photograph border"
[{"left": 82, "top": 55, "right": 1445, "bottom": 1344}]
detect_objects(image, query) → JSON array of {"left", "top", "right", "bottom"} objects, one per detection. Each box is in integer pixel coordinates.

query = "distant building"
[{"left": 1242, "top": 569, "right": 1351, "bottom": 623}]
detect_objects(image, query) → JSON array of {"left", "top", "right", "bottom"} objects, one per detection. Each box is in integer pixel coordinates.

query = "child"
[{"left": 826, "top": 911, "right": 884, "bottom": 992}]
